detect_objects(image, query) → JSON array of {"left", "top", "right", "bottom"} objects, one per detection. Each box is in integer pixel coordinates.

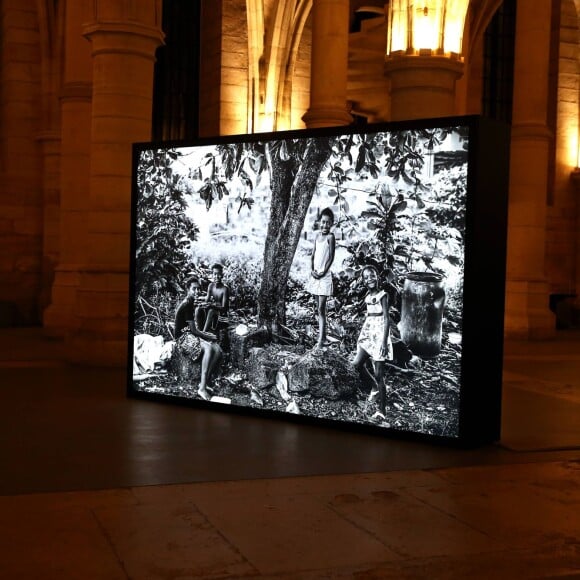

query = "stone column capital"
[
  {"left": 82, "top": 20, "right": 164, "bottom": 59},
  {"left": 510, "top": 123, "right": 552, "bottom": 142},
  {"left": 384, "top": 55, "right": 465, "bottom": 87}
]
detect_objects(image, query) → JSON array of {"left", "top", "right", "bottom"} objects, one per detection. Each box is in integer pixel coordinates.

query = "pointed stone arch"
[
  {"left": 277, "top": 0, "right": 312, "bottom": 129},
  {"left": 467, "top": 0, "right": 505, "bottom": 50},
  {"left": 246, "top": 0, "right": 265, "bottom": 132},
  {"left": 246, "top": 0, "right": 312, "bottom": 132}
]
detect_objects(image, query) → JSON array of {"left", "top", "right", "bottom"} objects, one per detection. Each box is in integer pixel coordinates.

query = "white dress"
[
  {"left": 305, "top": 235, "right": 333, "bottom": 296},
  {"left": 357, "top": 290, "right": 393, "bottom": 362}
]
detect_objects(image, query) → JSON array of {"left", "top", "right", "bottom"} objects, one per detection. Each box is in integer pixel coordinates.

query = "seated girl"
[{"left": 175, "top": 277, "right": 223, "bottom": 401}]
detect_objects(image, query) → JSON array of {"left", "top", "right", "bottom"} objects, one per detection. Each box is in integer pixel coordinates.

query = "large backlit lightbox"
[{"left": 128, "top": 115, "right": 510, "bottom": 446}]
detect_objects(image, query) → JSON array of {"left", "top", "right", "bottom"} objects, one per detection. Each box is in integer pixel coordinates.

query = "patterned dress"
[
  {"left": 357, "top": 290, "right": 393, "bottom": 362},
  {"left": 177, "top": 328, "right": 202, "bottom": 361},
  {"left": 305, "top": 234, "right": 333, "bottom": 296},
  {"left": 174, "top": 298, "right": 202, "bottom": 361}
]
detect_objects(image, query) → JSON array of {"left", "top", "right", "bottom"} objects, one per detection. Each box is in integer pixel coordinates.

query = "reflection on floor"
[{"left": 0, "top": 328, "right": 579, "bottom": 578}]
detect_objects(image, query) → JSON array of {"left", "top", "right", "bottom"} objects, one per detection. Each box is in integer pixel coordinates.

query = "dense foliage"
[
  {"left": 134, "top": 149, "right": 199, "bottom": 337},
  {"left": 135, "top": 128, "right": 467, "bottom": 344}
]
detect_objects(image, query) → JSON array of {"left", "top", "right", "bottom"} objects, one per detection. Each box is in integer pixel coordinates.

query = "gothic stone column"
[
  {"left": 302, "top": 0, "right": 353, "bottom": 128},
  {"left": 68, "top": 2, "right": 164, "bottom": 365},
  {"left": 43, "top": 82, "right": 92, "bottom": 337},
  {"left": 44, "top": 0, "right": 93, "bottom": 337},
  {"left": 504, "top": 0, "right": 555, "bottom": 339}
]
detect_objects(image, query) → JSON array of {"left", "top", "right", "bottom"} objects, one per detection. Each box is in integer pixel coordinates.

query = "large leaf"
[{"left": 361, "top": 209, "right": 383, "bottom": 220}]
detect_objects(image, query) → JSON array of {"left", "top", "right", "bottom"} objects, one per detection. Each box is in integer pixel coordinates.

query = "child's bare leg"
[
  {"left": 204, "top": 308, "right": 218, "bottom": 332},
  {"left": 353, "top": 347, "right": 377, "bottom": 392},
  {"left": 316, "top": 295, "right": 328, "bottom": 348},
  {"left": 374, "top": 361, "right": 386, "bottom": 415},
  {"left": 206, "top": 343, "right": 222, "bottom": 385},
  {"left": 197, "top": 343, "right": 212, "bottom": 400},
  {"left": 195, "top": 306, "right": 205, "bottom": 330}
]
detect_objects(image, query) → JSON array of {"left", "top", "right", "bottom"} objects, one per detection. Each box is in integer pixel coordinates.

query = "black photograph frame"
[{"left": 127, "top": 115, "right": 510, "bottom": 447}]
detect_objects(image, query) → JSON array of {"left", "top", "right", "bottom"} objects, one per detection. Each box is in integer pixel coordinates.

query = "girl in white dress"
[
  {"left": 305, "top": 208, "right": 336, "bottom": 349},
  {"left": 353, "top": 265, "right": 392, "bottom": 420}
]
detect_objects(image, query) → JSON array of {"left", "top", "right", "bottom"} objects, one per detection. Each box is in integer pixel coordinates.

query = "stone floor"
[{"left": 1, "top": 328, "right": 579, "bottom": 579}]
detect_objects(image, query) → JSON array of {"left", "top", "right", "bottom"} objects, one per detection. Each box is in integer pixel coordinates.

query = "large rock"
[
  {"left": 229, "top": 327, "right": 269, "bottom": 367},
  {"left": 246, "top": 344, "right": 363, "bottom": 400},
  {"left": 247, "top": 346, "right": 281, "bottom": 389},
  {"left": 246, "top": 345, "right": 303, "bottom": 390},
  {"left": 285, "top": 349, "right": 362, "bottom": 400}
]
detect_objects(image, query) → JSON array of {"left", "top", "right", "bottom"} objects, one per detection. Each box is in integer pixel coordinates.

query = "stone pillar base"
[
  {"left": 43, "top": 308, "right": 77, "bottom": 339},
  {"left": 65, "top": 267, "right": 130, "bottom": 366},
  {"left": 302, "top": 106, "right": 353, "bottom": 129},
  {"left": 504, "top": 279, "right": 556, "bottom": 339},
  {"left": 43, "top": 265, "right": 83, "bottom": 337}
]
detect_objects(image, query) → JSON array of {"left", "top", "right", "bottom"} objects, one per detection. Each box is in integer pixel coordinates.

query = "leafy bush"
[{"left": 134, "top": 149, "right": 199, "bottom": 335}]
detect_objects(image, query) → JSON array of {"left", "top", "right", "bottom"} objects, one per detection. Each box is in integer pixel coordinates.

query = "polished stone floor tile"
[
  {"left": 94, "top": 501, "right": 256, "bottom": 579},
  {"left": 0, "top": 504, "right": 126, "bottom": 580},
  {"left": 328, "top": 487, "right": 503, "bottom": 559},
  {"left": 245, "top": 544, "right": 580, "bottom": 580},
  {"left": 194, "top": 493, "right": 399, "bottom": 575},
  {"left": 407, "top": 478, "right": 580, "bottom": 550},
  {"left": 1, "top": 461, "right": 579, "bottom": 579}
]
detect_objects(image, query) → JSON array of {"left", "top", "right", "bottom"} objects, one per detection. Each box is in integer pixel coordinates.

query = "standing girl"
[
  {"left": 306, "top": 207, "right": 336, "bottom": 349},
  {"left": 353, "top": 265, "right": 392, "bottom": 420}
]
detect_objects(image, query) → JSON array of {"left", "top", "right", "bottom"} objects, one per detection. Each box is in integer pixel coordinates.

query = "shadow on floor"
[{"left": 0, "top": 327, "right": 579, "bottom": 495}]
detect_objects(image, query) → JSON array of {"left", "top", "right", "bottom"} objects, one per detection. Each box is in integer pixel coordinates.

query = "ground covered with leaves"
[{"left": 134, "top": 331, "right": 460, "bottom": 438}]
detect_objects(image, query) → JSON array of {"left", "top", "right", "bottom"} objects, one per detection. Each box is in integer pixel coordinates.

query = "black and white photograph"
[{"left": 130, "top": 122, "right": 471, "bottom": 439}]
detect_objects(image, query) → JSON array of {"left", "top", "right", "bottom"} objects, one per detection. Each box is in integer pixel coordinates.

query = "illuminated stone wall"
[{"left": 547, "top": 0, "right": 579, "bottom": 296}]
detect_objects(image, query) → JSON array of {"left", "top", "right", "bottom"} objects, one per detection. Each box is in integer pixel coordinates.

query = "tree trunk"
[{"left": 257, "top": 137, "right": 333, "bottom": 335}]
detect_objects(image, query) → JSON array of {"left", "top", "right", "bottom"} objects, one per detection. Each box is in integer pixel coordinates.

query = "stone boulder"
[
  {"left": 246, "top": 345, "right": 304, "bottom": 390},
  {"left": 285, "top": 348, "right": 362, "bottom": 400},
  {"left": 246, "top": 344, "right": 363, "bottom": 401}
]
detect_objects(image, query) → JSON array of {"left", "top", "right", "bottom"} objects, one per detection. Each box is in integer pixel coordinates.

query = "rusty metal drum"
[{"left": 400, "top": 272, "right": 446, "bottom": 359}]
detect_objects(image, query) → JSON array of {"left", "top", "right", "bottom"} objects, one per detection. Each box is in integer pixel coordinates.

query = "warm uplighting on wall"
[
  {"left": 386, "top": 0, "right": 469, "bottom": 57},
  {"left": 572, "top": 132, "right": 580, "bottom": 169},
  {"left": 570, "top": 130, "right": 580, "bottom": 188}
]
